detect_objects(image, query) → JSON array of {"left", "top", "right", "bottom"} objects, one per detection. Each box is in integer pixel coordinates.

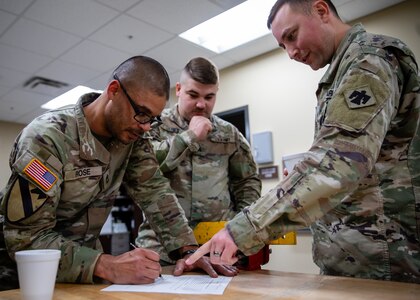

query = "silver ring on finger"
[{"left": 213, "top": 251, "right": 222, "bottom": 257}]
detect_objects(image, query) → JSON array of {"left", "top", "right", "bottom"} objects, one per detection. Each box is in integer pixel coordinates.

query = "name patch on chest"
[{"left": 65, "top": 166, "right": 103, "bottom": 180}]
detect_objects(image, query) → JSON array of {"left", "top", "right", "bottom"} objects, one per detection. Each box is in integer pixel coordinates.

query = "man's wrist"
[
  {"left": 93, "top": 253, "right": 109, "bottom": 281},
  {"left": 179, "top": 246, "right": 199, "bottom": 258},
  {"left": 181, "top": 130, "right": 200, "bottom": 152},
  {"left": 181, "top": 249, "right": 197, "bottom": 258},
  {"left": 94, "top": 253, "right": 125, "bottom": 283}
]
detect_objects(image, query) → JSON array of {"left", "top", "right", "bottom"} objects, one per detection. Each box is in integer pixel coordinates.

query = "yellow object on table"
[{"left": 193, "top": 221, "right": 296, "bottom": 245}]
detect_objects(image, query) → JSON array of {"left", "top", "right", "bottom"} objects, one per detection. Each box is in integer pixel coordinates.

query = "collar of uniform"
[
  {"left": 74, "top": 93, "right": 110, "bottom": 163},
  {"left": 319, "top": 23, "right": 365, "bottom": 85}
]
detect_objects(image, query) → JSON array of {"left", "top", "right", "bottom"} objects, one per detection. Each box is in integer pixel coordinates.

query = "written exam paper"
[{"left": 101, "top": 275, "right": 233, "bottom": 295}]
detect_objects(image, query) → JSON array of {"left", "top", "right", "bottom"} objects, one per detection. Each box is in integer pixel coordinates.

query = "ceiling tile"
[
  {"left": 3, "top": 88, "right": 51, "bottom": 106},
  {"left": 23, "top": 0, "right": 119, "bottom": 37},
  {"left": 209, "top": 0, "right": 246, "bottom": 10},
  {"left": 16, "top": 107, "right": 48, "bottom": 124},
  {"left": 85, "top": 72, "right": 110, "bottom": 91},
  {"left": 0, "top": 66, "right": 30, "bottom": 88},
  {"left": 89, "top": 15, "right": 173, "bottom": 55},
  {"left": 38, "top": 60, "right": 101, "bottom": 86},
  {"left": 0, "top": 43, "right": 51, "bottom": 73},
  {"left": 0, "top": 85, "right": 12, "bottom": 97},
  {"left": 331, "top": 0, "right": 353, "bottom": 6},
  {"left": 208, "top": 54, "right": 236, "bottom": 70},
  {"left": 0, "top": 0, "right": 33, "bottom": 15},
  {"left": 59, "top": 40, "right": 130, "bottom": 72},
  {"left": 1, "top": 18, "right": 81, "bottom": 57},
  {"left": 337, "top": 0, "right": 405, "bottom": 22},
  {"left": 145, "top": 37, "right": 215, "bottom": 70},
  {"left": 127, "top": 0, "right": 225, "bottom": 34},
  {"left": 222, "top": 34, "right": 278, "bottom": 63},
  {"left": 168, "top": 70, "right": 182, "bottom": 88},
  {"left": 0, "top": 108, "right": 20, "bottom": 123},
  {"left": 0, "top": 10, "right": 16, "bottom": 35},
  {"left": 95, "top": 0, "right": 141, "bottom": 12},
  {"left": 0, "top": 89, "right": 50, "bottom": 121}
]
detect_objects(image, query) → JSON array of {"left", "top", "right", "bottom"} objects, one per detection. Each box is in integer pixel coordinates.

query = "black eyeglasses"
[{"left": 113, "top": 74, "right": 161, "bottom": 125}]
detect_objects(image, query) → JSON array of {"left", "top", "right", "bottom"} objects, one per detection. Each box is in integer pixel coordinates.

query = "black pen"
[{"left": 130, "top": 243, "right": 163, "bottom": 279}]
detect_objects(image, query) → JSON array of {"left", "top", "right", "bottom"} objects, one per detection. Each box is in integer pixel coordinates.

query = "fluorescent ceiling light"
[
  {"left": 179, "top": 0, "right": 275, "bottom": 54},
  {"left": 41, "top": 85, "right": 102, "bottom": 110}
]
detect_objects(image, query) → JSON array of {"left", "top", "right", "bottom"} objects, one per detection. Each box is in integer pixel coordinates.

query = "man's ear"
[
  {"left": 107, "top": 80, "right": 119, "bottom": 98},
  {"left": 175, "top": 82, "right": 181, "bottom": 96},
  {"left": 313, "top": 0, "right": 330, "bottom": 22}
]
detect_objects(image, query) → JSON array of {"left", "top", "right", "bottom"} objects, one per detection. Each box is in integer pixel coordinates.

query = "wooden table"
[{"left": 0, "top": 269, "right": 418, "bottom": 300}]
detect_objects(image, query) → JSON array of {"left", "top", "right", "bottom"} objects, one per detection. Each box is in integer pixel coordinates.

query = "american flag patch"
[{"left": 23, "top": 158, "right": 58, "bottom": 191}]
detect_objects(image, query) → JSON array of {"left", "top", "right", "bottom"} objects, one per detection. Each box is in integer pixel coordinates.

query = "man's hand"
[
  {"left": 189, "top": 116, "right": 212, "bottom": 141},
  {"left": 185, "top": 228, "right": 239, "bottom": 266},
  {"left": 173, "top": 254, "right": 239, "bottom": 278},
  {"left": 94, "top": 248, "right": 161, "bottom": 284}
]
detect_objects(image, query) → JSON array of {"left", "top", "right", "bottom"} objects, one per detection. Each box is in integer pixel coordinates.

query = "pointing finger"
[{"left": 185, "top": 242, "right": 211, "bottom": 265}]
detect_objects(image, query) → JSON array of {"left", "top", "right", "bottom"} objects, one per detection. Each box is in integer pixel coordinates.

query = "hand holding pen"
[
  {"left": 94, "top": 241, "right": 162, "bottom": 284},
  {"left": 130, "top": 243, "right": 163, "bottom": 280}
]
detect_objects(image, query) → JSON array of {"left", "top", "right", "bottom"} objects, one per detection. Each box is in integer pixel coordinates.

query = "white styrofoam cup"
[{"left": 15, "top": 249, "right": 61, "bottom": 300}]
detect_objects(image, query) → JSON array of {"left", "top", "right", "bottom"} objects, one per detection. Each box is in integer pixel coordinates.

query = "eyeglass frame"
[{"left": 113, "top": 74, "right": 161, "bottom": 125}]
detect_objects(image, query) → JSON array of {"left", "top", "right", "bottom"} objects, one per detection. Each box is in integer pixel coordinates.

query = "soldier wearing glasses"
[{"left": 0, "top": 56, "right": 236, "bottom": 291}]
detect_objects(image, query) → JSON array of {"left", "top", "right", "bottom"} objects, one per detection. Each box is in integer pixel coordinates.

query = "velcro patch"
[
  {"left": 23, "top": 158, "right": 58, "bottom": 191},
  {"left": 324, "top": 69, "right": 389, "bottom": 132},
  {"left": 344, "top": 85, "right": 376, "bottom": 109},
  {"left": 7, "top": 176, "right": 48, "bottom": 222},
  {"left": 64, "top": 166, "right": 102, "bottom": 181}
]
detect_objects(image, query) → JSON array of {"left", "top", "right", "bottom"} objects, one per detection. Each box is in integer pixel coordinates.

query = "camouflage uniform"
[
  {"left": 0, "top": 93, "right": 196, "bottom": 290},
  {"left": 226, "top": 24, "right": 420, "bottom": 283},
  {"left": 136, "top": 105, "right": 261, "bottom": 263}
]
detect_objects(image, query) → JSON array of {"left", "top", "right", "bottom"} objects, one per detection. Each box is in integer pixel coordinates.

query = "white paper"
[{"left": 101, "top": 274, "right": 232, "bottom": 295}]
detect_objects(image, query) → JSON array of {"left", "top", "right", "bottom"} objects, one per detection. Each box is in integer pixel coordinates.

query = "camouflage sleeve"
[
  {"left": 150, "top": 127, "right": 199, "bottom": 173},
  {"left": 1, "top": 125, "right": 101, "bottom": 283},
  {"left": 227, "top": 131, "right": 261, "bottom": 219},
  {"left": 123, "top": 138, "right": 197, "bottom": 259},
  {"left": 227, "top": 52, "right": 400, "bottom": 255}
]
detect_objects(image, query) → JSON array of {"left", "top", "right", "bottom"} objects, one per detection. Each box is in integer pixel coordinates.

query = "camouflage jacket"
[
  {"left": 0, "top": 93, "right": 196, "bottom": 284},
  {"left": 136, "top": 105, "right": 261, "bottom": 263},
  {"left": 227, "top": 24, "right": 420, "bottom": 283}
]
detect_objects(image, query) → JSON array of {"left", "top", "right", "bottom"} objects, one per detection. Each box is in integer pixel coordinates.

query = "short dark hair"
[
  {"left": 112, "top": 55, "right": 170, "bottom": 100},
  {"left": 181, "top": 57, "right": 219, "bottom": 85},
  {"left": 267, "top": 0, "right": 340, "bottom": 29}
]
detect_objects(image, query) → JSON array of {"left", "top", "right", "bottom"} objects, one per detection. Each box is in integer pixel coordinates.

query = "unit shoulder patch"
[
  {"left": 344, "top": 85, "right": 377, "bottom": 109},
  {"left": 324, "top": 70, "right": 390, "bottom": 132},
  {"left": 6, "top": 176, "right": 48, "bottom": 222}
]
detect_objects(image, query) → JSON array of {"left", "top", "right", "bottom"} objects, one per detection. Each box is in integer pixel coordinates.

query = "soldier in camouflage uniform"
[
  {"left": 136, "top": 57, "right": 261, "bottom": 264},
  {"left": 0, "top": 56, "right": 235, "bottom": 291},
  {"left": 186, "top": 0, "right": 420, "bottom": 283}
]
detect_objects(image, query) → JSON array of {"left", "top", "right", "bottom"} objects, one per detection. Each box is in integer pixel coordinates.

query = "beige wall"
[
  {"left": 0, "top": 0, "right": 418, "bottom": 274},
  {"left": 0, "top": 121, "right": 25, "bottom": 188}
]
